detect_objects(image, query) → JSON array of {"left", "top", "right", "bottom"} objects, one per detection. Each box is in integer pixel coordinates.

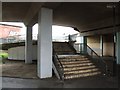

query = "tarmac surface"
[{"left": 2, "top": 75, "right": 118, "bottom": 88}]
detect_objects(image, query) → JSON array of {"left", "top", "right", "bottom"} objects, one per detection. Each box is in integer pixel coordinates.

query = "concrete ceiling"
[
  {"left": 53, "top": 2, "right": 119, "bottom": 31},
  {"left": 2, "top": 2, "right": 32, "bottom": 22},
  {"left": 2, "top": 2, "right": 120, "bottom": 35}
]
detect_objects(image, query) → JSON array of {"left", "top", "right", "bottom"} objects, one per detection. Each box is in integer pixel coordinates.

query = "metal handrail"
[
  {"left": 53, "top": 48, "right": 64, "bottom": 80},
  {"left": 54, "top": 53, "right": 64, "bottom": 69},
  {"left": 86, "top": 44, "right": 106, "bottom": 64},
  {"left": 79, "top": 43, "right": 108, "bottom": 75}
]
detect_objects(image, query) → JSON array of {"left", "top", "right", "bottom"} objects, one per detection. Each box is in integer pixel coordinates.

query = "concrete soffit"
[
  {"left": 24, "top": 2, "right": 62, "bottom": 26},
  {"left": 79, "top": 15, "right": 120, "bottom": 36},
  {"left": 79, "top": 2, "right": 120, "bottom": 36},
  {"left": 80, "top": 25, "right": 120, "bottom": 36},
  {"left": 23, "top": 2, "right": 44, "bottom": 26}
]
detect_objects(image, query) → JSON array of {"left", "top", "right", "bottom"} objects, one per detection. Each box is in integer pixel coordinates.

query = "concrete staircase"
[
  {"left": 53, "top": 42, "right": 76, "bottom": 55},
  {"left": 53, "top": 42, "right": 102, "bottom": 80},
  {"left": 57, "top": 55, "right": 101, "bottom": 79}
]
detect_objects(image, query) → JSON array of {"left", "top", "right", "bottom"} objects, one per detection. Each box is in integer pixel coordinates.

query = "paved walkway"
[
  {"left": 1, "top": 60, "right": 37, "bottom": 79},
  {"left": 2, "top": 75, "right": 118, "bottom": 88},
  {"left": 1, "top": 59, "right": 119, "bottom": 89}
]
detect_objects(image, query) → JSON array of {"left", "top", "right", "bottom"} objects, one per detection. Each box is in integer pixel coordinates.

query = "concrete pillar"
[
  {"left": 25, "top": 26, "right": 33, "bottom": 64},
  {"left": 116, "top": 32, "right": 120, "bottom": 64},
  {"left": 38, "top": 8, "right": 53, "bottom": 78},
  {"left": 113, "top": 34, "right": 116, "bottom": 59},
  {"left": 83, "top": 36, "right": 87, "bottom": 54},
  {"left": 100, "top": 35, "right": 103, "bottom": 57}
]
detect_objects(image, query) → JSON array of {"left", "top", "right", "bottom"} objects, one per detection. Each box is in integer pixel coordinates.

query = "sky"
[{"left": 0, "top": 22, "right": 79, "bottom": 40}]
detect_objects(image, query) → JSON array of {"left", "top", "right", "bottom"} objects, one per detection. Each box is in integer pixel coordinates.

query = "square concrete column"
[
  {"left": 25, "top": 26, "right": 33, "bottom": 64},
  {"left": 100, "top": 35, "right": 103, "bottom": 57},
  {"left": 38, "top": 8, "right": 53, "bottom": 78},
  {"left": 116, "top": 32, "right": 120, "bottom": 64},
  {"left": 83, "top": 36, "right": 87, "bottom": 54}
]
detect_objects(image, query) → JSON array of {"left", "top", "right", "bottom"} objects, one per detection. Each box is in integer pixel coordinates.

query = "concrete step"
[
  {"left": 64, "top": 65, "right": 96, "bottom": 71},
  {"left": 58, "top": 55, "right": 87, "bottom": 59},
  {"left": 56, "top": 52, "right": 75, "bottom": 55},
  {"left": 64, "top": 71, "right": 101, "bottom": 79},
  {"left": 53, "top": 42, "right": 75, "bottom": 55},
  {"left": 59, "top": 58, "right": 89, "bottom": 62},
  {"left": 64, "top": 68, "right": 99, "bottom": 75},
  {"left": 53, "top": 49, "right": 102, "bottom": 80},
  {"left": 61, "top": 60, "right": 91, "bottom": 65},
  {"left": 55, "top": 50, "right": 75, "bottom": 52},
  {"left": 62, "top": 62, "right": 94, "bottom": 68}
]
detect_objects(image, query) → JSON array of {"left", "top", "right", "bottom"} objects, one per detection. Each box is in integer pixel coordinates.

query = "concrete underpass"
[{"left": 0, "top": 2, "right": 120, "bottom": 89}]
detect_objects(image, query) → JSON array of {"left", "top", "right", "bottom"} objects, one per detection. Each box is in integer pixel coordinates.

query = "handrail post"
[
  {"left": 80, "top": 43, "right": 82, "bottom": 53},
  {"left": 91, "top": 50, "right": 93, "bottom": 58}
]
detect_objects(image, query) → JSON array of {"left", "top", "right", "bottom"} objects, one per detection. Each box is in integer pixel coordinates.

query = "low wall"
[{"left": 8, "top": 45, "right": 37, "bottom": 60}]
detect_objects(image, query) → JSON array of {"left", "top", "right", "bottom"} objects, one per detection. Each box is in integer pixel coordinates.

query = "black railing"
[
  {"left": 53, "top": 49, "right": 64, "bottom": 80},
  {"left": 79, "top": 43, "right": 108, "bottom": 75},
  {"left": 68, "top": 42, "right": 77, "bottom": 54}
]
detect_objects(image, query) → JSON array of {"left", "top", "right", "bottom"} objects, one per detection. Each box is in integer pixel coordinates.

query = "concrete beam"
[
  {"left": 24, "top": 2, "right": 44, "bottom": 26},
  {"left": 79, "top": 16, "right": 119, "bottom": 32},
  {"left": 80, "top": 26, "right": 120, "bottom": 36}
]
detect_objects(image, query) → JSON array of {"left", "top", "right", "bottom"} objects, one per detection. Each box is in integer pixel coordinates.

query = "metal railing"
[
  {"left": 53, "top": 49, "right": 64, "bottom": 80},
  {"left": 79, "top": 43, "right": 108, "bottom": 75}
]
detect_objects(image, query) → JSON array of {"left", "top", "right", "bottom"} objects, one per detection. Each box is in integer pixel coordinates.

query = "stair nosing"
[
  {"left": 64, "top": 69, "right": 100, "bottom": 75},
  {"left": 62, "top": 63, "right": 94, "bottom": 67},
  {"left": 60, "top": 57, "right": 88, "bottom": 59},
  {"left": 64, "top": 72, "right": 101, "bottom": 79},
  {"left": 64, "top": 71, "right": 101, "bottom": 77},
  {"left": 61, "top": 61, "right": 91, "bottom": 65},
  {"left": 64, "top": 66, "right": 98, "bottom": 72}
]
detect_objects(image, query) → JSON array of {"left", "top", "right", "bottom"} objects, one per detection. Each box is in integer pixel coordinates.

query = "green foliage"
[{"left": 0, "top": 53, "right": 8, "bottom": 59}]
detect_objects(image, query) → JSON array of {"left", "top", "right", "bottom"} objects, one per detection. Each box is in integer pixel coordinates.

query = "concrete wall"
[
  {"left": 87, "top": 35, "right": 100, "bottom": 55},
  {"left": 87, "top": 34, "right": 114, "bottom": 56},
  {"left": 103, "top": 34, "right": 114, "bottom": 56},
  {"left": 8, "top": 45, "right": 37, "bottom": 60}
]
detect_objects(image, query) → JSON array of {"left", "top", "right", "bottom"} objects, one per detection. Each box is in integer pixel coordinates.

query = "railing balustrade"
[
  {"left": 75, "top": 43, "right": 108, "bottom": 75},
  {"left": 53, "top": 49, "right": 64, "bottom": 80}
]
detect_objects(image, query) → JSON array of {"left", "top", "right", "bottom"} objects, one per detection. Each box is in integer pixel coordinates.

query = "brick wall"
[{"left": 0, "top": 25, "right": 20, "bottom": 38}]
